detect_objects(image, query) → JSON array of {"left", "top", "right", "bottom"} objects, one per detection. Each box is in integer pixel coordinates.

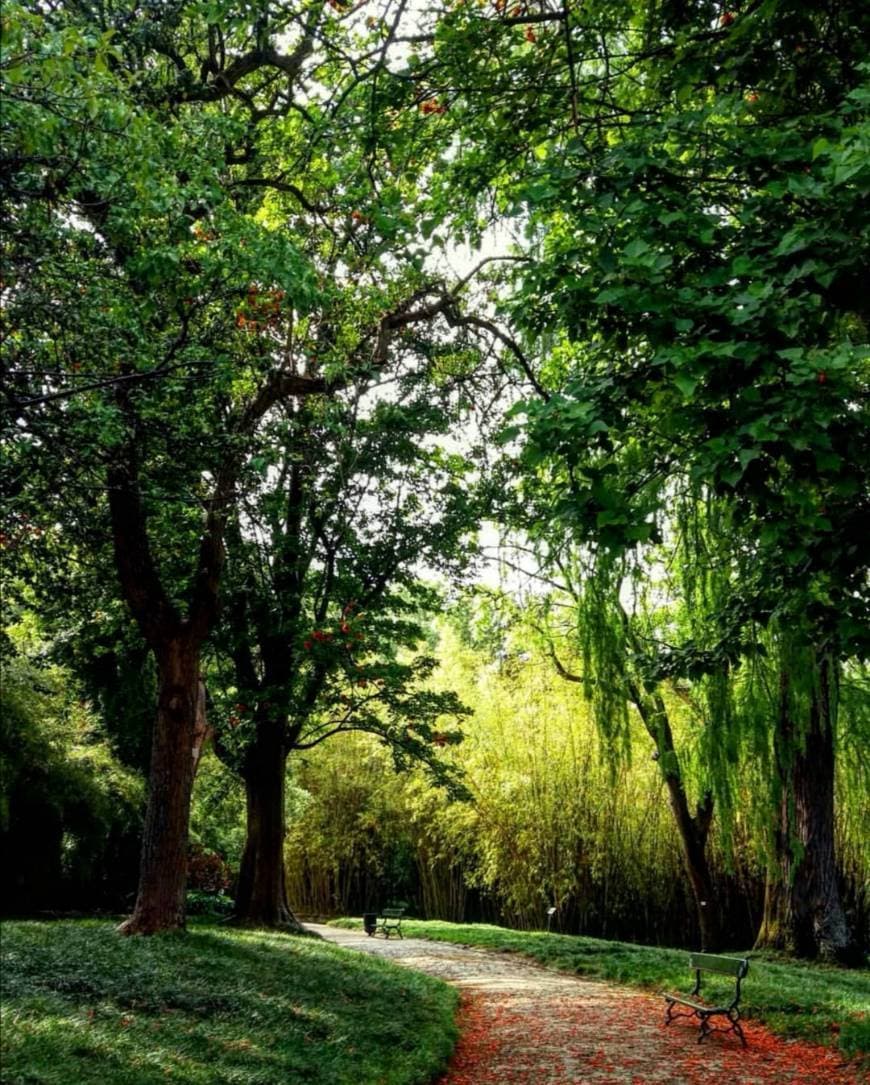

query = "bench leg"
[
  {"left": 664, "top": 997, "right": 747, "bottom": 1049},
  {"left": 729, "top": 1010, "right": 747, "bottom": 1048},
  {"left": 695, "top": 1010, "right": 747, "bottom": 1048},
  {"left": 664, "top": 1000, "right": 698, "bottom": 1029}
]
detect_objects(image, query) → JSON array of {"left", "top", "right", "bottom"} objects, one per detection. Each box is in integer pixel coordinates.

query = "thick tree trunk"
[
  {"left": 118, "top": 639, "right": 199, "bottom": 935},
  {"left": 234, "top": 728, "right": 303, "bottom": 930},
  {"left": 755, "top": 656, "right": 856, "bottom": 962}
]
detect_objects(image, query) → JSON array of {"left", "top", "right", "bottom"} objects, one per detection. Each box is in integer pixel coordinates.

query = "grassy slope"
[
  {"left": 0, "top": 920, "right": 457, "bottom": 1085},
  {"left": 332, "top": 918, "right": 870, "bottom": 1063}
]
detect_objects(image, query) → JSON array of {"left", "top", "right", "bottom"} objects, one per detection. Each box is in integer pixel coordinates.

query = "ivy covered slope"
[
  {"left": 330, "top": 918, "right": 870, "bottom": 1063},
  {"left": 0, "top": 921, "right": 457, "bottom": 1085}
]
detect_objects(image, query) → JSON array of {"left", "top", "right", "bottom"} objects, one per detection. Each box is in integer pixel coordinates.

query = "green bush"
[
  {"left": 185, "top": 889, "right": 234, "bottom": 917},
  {"left": 0, "top": 649, "right": 144, "bottom": 914}
]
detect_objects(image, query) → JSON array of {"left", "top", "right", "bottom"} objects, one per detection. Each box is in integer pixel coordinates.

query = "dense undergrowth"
[
  {"left": 331, "top": 917, "right": 870, "bottom": 1065},
  {"left": 0, "top": 920, "right": 457, "bottom": 1085}
]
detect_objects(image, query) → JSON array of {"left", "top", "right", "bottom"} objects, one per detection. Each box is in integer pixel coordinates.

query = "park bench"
[
  {"left": 363, "top": 908, "right": 405, "bottom": 939},
  {"left": 664, "top": 953, "right": 750, "bottom": 1047}
]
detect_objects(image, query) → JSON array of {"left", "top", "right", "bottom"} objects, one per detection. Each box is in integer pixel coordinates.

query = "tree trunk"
[
  {"left": 664, "top": 783, "right": 722, "bottom": 951},
  {"left": 234, "top": 728, "right": 303, "bottom": 930},
  {"left": 119, "top": 639, "right": 199, "bottom": 935},
  {"left": 640, "top": 688, "right": 723, "bottom": 951},
  {"left": 755, "top": 656, "right": 856, "bottom": 962},
  {"left": 191, "top": 678, "right": 213, "bottom": 779},
  {"left": 755, "top": 873, "right": 788, "bottom": 950}
]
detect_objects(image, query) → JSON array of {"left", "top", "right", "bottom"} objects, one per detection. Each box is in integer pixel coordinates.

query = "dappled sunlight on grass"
[{"left": 1, "top": 920, "right": 457, "bottom": 1084}]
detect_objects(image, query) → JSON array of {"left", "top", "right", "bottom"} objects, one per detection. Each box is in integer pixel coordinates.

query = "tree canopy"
[{"left": 2, "top": 0, "right": 868, "bottom": 960}]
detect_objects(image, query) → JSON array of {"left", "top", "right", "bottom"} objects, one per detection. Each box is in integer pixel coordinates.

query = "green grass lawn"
[
  {"left": 0, "top": 920, "right": 457, "bottom": 1085},
  {"left": 331, "top": 917, "right": 870, "bottom": 1064}
]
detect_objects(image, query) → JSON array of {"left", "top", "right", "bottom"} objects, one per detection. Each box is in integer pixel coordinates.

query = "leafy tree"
[
  {"left": 506, "top": 544, "right": 731, "bottom": 951},
  {"left": 428, "top": 0, "right": 869, "bottom": 960},
  {"left": 211, "top": 384, "right": 480, "bottom": 927},
  {"left": 1, "top": 0, "right": 469, "bottom": 932}
]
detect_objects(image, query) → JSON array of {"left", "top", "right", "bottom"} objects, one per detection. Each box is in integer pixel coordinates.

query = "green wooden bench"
[
  {"left": 363, "top": 908, "right": 405, "bottom": 939},
  {"left": 664, "top": 953, "right": 750, "bottom": 1047},
  {"left": 378, "top": 908, "right": 404, "bottom": 938}
]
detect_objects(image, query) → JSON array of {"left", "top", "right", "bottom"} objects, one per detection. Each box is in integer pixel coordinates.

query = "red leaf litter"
[
  {"left": 310, "top": 926, "right": 864, "bottom": 1085},
  {"left": 438, "top": 991, "right": 863, "bottom": 1085}
]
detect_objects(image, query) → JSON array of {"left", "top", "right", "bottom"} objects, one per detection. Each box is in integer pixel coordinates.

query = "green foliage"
[
  {"left": 184, "top": 890, "right": 234, "bottom": 918},
  {"left": 481, "top": 2, "right": 870, "bottom": 658},
  {"left": 837, "top": 664, "right": 870, "bottom": 881},
  {"left": 414, "top": 0, "right": 870, "bottom": 961},
  {"left": 330, "top": 918, "right": 870, "bottom": 1062},
  {"left": 0, "top": 921, "right": 458, "bottom": 1084},
  {"left": 1, "top": 0, "right": 465, "bottom": 650},
  {"left": 205, "top": 367, "right": 488, "bottom": 802},
  {"left": 422, "top": 626, "right": 691, "bottom": 930},
  {"left": 286, "top": 627, "right": 718, "bottom": 942},
  {"left": 3, "top": 0, "right": 867, "bottom": 971},
  {"left": 2, "top": 0, "right": 499, "bottom": 933},
  {"left": 733, "top": 646, "right": 870, "bottom": 902},
  {"left": 0, "top": 641, "right": 143, "bottom": 912},
  {"left": 189, "top": 751, "right": 247, "bottom": 869},
  {"left": 285, "top": 618, "right": 869, "bottom": 947},
  {"left": 284, "top": 737, "right": 424, "bottom": 916}
]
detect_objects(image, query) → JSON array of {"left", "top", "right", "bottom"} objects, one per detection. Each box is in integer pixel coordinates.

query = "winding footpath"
[{"left": 307, "top": 924, "right": 863, "bottom": 1085}]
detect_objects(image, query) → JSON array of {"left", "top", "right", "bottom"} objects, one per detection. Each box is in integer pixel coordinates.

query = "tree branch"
[
  {"left": 229, "top": 177, "right": 333, "bottom": 215},
  {"left": 106, "top": 426, "right": 180, "bottom": 647}
]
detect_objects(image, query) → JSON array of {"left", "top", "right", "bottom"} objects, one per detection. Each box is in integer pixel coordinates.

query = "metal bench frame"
[
  {"left": 378, "top": 908, "right": 404, "bottom": 938},
  {"left": 364, "top": 908, "right": 404, "bottom": 939},
  {"left": 664, "top": 953, "right": 749, "bottom": 1047}
]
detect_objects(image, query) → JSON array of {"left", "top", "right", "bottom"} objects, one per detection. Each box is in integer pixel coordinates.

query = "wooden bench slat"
[
  {"left": 689, "top": 953, "right": 749, "bottom": 978},
  {"left": 665, "top": 995, "right": 731, "bottom": 1014}
]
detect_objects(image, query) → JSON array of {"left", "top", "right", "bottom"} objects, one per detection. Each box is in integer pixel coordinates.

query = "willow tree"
[
  {"left": 425, "top": 0, "right": 869, "bottom": 959},
  {"left": 1, "top": 0, "right": 455, "bottom": 933},
  {"left": 486, "top": 500, "right": 740, "bottom": 951}
]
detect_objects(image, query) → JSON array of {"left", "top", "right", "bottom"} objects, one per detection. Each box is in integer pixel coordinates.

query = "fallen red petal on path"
[
  {"left": 437, "top": 989, "right": 864, "bottom": 1085},
  {"left": 312, "top": 927, "right": 864, "bottom": 1085}
]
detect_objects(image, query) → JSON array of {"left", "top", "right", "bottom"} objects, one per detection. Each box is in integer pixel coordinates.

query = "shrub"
[
  {"left": 187, "top": 843, "right": 232, "bottom": 894},
  {"left": 185, "top": 889, "right": 234, "bottom": 916}
]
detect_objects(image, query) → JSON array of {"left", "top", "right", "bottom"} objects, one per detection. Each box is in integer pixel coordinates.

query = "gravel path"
[{"left": 307, "top": 924, "right": 863, "bottom": 1085}]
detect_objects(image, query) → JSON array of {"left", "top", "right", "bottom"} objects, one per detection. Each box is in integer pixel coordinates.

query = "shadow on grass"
[{"left": 1, "top": 921, "right": 458, "bottom": 1085}]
